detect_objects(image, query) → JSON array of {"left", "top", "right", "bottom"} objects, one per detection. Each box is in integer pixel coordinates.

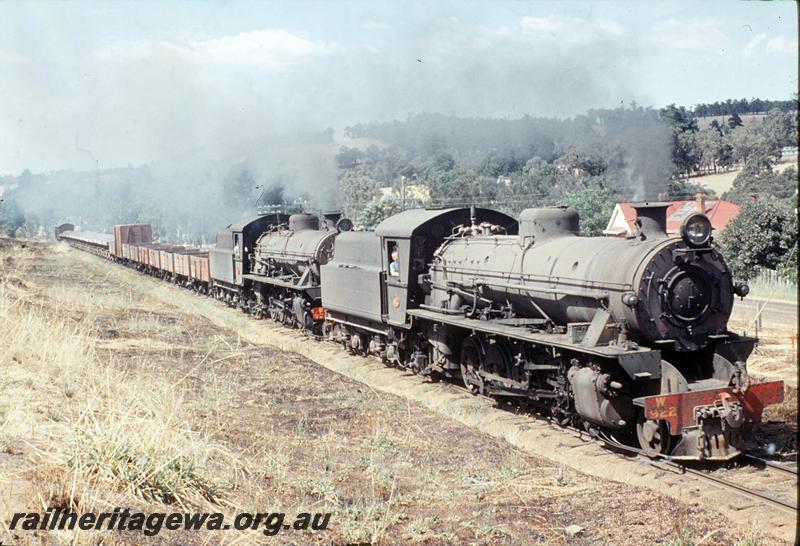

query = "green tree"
[
  {"left": 426, "top": 165, "right": 491, "bottom": 208},
  {"left": 719, "top": 198, "right": 797, "bottom": 280},
  {"left": 339, "top": 167, "right": 380, "bottom": 219},
  {"left": 554, "top": 143, "right": 608, "bottom": 176},
  {"left": 760, "top": 108, "right": 797, "bottom": 158},
  {"left": 660, "top": 104, "right": 701, "bottom": 177},
  {"left": 478, "top": 148, "right": 523, "bottom": 177},
  {"left": 778, "top": 215, "right": 797, "bottom": 285},
  {"left": 562, "top": 188, "right": 615, "bottom": 236},
  {"left": 358, "top": 196, "right": 402, "bottom": 230},
  {"left": 728, "top": 125, "right": 771, "bottom": 167},
  {"left": 723, "top": 166, "right": 797, "bottom": 205},
  {"left": 335, "top": 146, "right": 364, "bottom": 169},
  {"left": 0, "top": 198, "right": 25, "bottom": 237},
  {"left": 660, "top": 104, "right": 698, "bottom": 132},
  {"left": 672, "top": 130, "right": 702, "bottom": 176},
  {"left": 697, "top": 127, "right": 725, "bottom": 174},
  {"left": 727, "top": 112, "right": 743, "bottom": 128},
  {"left": 503, "top": 157, "right": 557, "bottom": 210}
]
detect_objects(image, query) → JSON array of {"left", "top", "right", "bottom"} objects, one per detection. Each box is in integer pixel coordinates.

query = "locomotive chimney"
[
  {"left": 696, "top": 191, "right": 707, "bottom": 213},
  {"left": 631, "top": 202, "right": 669, "bottom": 239}
]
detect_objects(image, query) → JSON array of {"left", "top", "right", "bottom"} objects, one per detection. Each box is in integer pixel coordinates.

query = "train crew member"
[{"left": 389, "top": 247, "right": 400, "bottom": 277}]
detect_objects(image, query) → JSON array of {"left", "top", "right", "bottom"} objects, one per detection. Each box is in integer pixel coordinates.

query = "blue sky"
[{"left": 0, "top": 1, "right": 796, "bottom": 174}]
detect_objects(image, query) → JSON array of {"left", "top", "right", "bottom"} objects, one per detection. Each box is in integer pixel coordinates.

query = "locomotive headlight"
[
  {"left": 681, "top": 213, "right": 712, "bottom": 247},
  {"left": 734, "top": 282, "right": 750, "bottom": 298}
]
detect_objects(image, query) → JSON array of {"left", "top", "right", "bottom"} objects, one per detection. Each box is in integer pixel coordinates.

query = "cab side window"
[{"left": 387, "top": 241, "right": 400, "bottom": 278}]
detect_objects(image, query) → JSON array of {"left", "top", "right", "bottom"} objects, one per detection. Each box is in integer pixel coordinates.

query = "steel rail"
[
  {"left": 595, "top": 431, "right": 798, "bottom": 513},
  {"left": 741, "top": 453, "right": 798, "bottom": 477},
  {"left": 677, "top": 464, "right": 797, "bottom": 512}
]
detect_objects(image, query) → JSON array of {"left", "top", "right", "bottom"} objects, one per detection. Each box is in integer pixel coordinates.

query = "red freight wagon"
[
  {"left": 155, "top": 244, "right": 183, "bottom": 273},
  {"left": 159, "top": 248, "right": 174, "bottom": 273},
  {"left": 113, "top": 224, "right": 153, "bottom": 258},
  {"left": 173, "top": 250, "right": 194, "bottom": 277},
  {"left": 166, "top": 245, "right": 187, "bottom": 273},
  {"left": 149, "top": 245, "right": 162, "bottom": 270},
  {"left": 189, "top": 252, "right": 210, "bottom": 283},
  {"left": 138, "top": 245, "right": 150, "bottom": 265}
]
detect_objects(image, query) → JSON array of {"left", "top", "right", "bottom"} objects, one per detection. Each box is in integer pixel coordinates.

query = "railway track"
[
  {"left": 674, "top": 461, "right": 797, "bottom": 513},
  {"left": 596, "top": 430, "right": 798, "bottom": 513},
  {"left": 484, "top": 394, "right": 798, "bottom": 514},
  {"left": 742, "top": 453, "right": 799, "bottom": 476}
]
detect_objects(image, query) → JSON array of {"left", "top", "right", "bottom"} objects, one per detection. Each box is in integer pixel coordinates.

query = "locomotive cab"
[
  {"left": 209, "top": 212, "right": 290, "bottom": 290},
  {"left": 375, "top": 208, "right": 518, "bottom": 327}
]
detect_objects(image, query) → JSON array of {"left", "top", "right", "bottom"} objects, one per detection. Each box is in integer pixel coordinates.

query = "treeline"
[
  {"left": 661, "top": 104, "right": 796, "bottom": 177},
  {"left": 336, "top": 103, "right": 796, "bottom": 230},
  {"left": 692, "top": 97, "right": 797, "bottom": 117},
  {"left": 338, "top": 106, "right": 679, "bottom": 234},
  {"left": 335, "top": 101, "right": 797, "bottom": 281}
]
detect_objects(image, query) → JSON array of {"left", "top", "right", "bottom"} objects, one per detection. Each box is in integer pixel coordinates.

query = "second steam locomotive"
[{"left": 57, "top": 202, "right": 784, "bottom": 461}]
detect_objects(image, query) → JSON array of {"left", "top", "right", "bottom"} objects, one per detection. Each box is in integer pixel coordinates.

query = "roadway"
[{"left": 731, "top": 297, "right": 797, "bottom": 327}]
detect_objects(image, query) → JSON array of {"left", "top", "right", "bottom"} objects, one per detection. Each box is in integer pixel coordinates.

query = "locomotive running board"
[
  {"left": 242, "top": 273, "right": 316, "bottom": 291},
  {"left": 408, "top": 309, "right": 653, "bottom": 359}
]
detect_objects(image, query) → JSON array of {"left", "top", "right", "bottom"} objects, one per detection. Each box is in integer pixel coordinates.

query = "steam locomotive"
[{"left": 56, "top": 203, "right": 784, "bottom": 461}]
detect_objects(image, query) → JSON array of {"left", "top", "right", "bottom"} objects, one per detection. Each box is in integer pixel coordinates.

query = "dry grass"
[
  {"left": 728, "top": 316, "right": 798, "bottom": 397},
  {"left": 686, "top": 157, "right": 796, "bottom": 195},
  {"left": 0, "top": 247, "right": 242, "bottom": 544}
]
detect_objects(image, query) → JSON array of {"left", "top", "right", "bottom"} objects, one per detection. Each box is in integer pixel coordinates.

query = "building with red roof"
[{"left": 603, "top": 194, "right": 740, "bottom": 237}]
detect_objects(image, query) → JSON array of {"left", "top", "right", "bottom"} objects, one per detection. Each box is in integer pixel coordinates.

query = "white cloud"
[
  {"left": 424, "top": 15, "right": 626, "bottom": 59},
  {"left": 766, "top": 35, "right": 797, "bottom": 54},
  {"left": 742, "top": 33, "right": 797, "bottom": 58},
  {"left": 649, "top": 19, "right": 731, "bottom": 54},
  {"left": 743, "top": 33, "right": 768, "bottom": 58},
  {"left": 96, "top": 30, "right": 337, "bottom": 71},
  {"left": 520, "top": 15, "right": 624, "bottom": 45}
]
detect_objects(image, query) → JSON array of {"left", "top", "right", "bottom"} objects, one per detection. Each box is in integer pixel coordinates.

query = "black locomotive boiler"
[
  {"left": 318, "top": 204, "right": 783, "bottom": 461},
  {"left": 209, "top": 211, "right": 350, "bottom": 330}
]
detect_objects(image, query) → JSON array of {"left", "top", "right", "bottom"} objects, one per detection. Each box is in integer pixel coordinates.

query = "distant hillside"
[{"left": 691, "top": 98, "right": 797, "bottom": 117}]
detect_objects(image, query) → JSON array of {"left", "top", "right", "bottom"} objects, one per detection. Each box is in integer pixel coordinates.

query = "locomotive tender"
[{"left": 56, "top": 202, "right": 784, "bottom": 461}]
